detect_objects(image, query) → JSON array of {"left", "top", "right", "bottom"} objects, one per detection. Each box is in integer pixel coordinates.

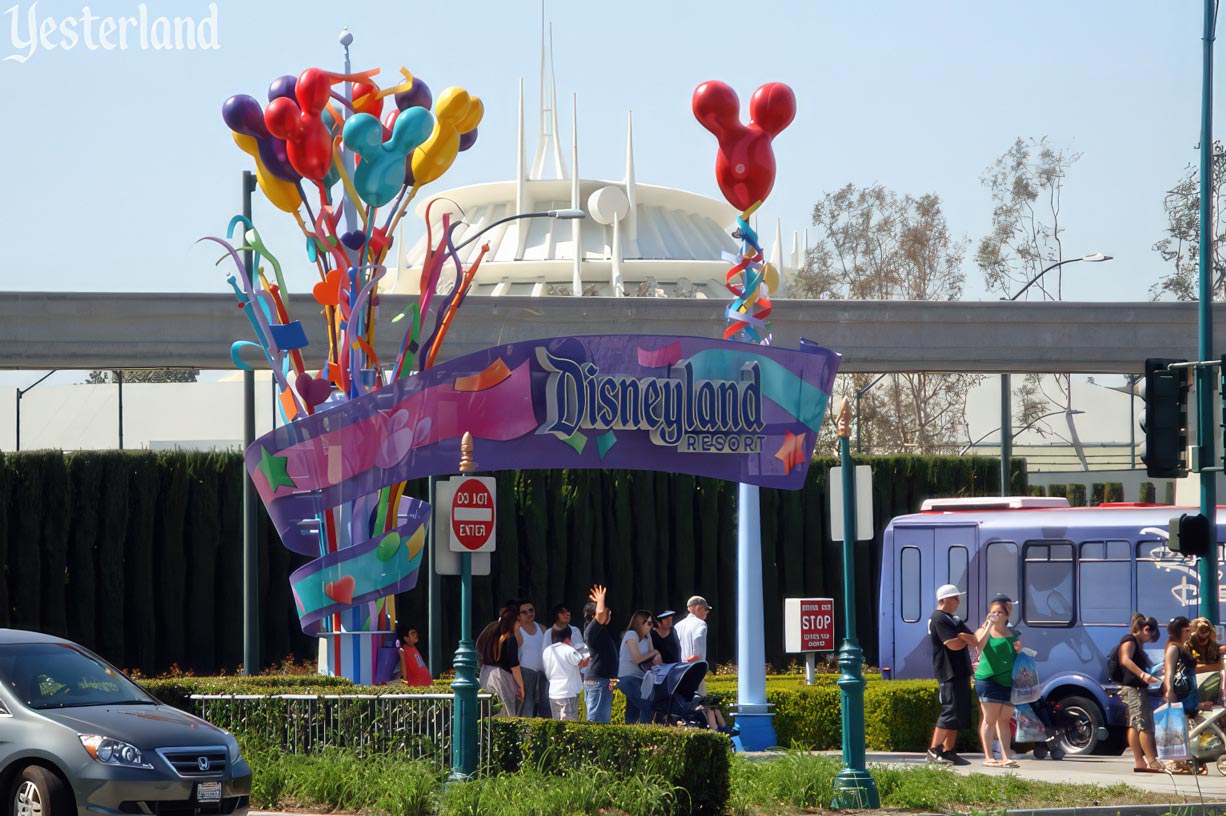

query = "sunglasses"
[{"left": 520, "top": 608, "right": 535, "bottom": 614}]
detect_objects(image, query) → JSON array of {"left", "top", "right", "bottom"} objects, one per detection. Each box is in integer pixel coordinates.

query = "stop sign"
[
  {"left": 784, "top": 597, "right": 835, "bottom": 652},
  {"left": 449, "top": 477, "right": 496, "bottom": 553}
]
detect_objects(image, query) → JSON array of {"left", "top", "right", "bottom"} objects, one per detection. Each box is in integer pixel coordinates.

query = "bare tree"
[
  {"left": 796, "top": 183, "right": 982, "bottom": 454},
  {"left": 84, "top": 369, "right": 200, "bottom": 384},
  {"left": 976, "top": 137, "right": 1088, "bottom": 468},
  {"left": 1151, "top": 141, "right": 1226, "bottom": 301}
]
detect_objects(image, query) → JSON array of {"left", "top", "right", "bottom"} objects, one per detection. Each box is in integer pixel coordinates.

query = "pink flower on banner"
[{"left": 375, "top": 408, "right": 415, "bottom": 469}]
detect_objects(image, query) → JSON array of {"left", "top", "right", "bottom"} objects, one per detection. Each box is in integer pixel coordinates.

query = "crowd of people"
[
  {"left": 470, "top": 585, "right": 715, "bottom": 724},
  {"left": 927, "top": 581, "right": 1226, "bottom": 773}
]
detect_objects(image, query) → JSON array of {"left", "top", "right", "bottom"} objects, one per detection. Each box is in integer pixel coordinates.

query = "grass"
[
  {"left": 728, "top": 753, "right": 1182, "bottom": 815},
  {"left": 245, "top": 746, "right": 1190, "bottom": 816}
]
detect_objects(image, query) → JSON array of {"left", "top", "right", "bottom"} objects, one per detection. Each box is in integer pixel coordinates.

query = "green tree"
[
  {"left": 795, "top": 183, "right": 982, "bottom": 455},
  {"left": 977, "top": 137, "right": 1088, "bottom": 467},
  {"left": 1151, "top": 141, "right": 1226, "bottom": 301},
  {"left": 84, "top": 369, "right": 200, "bottom": 384}
]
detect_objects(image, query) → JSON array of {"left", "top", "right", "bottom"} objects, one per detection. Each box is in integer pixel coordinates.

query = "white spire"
[
  {"left": 515, "top": 79, "right": 525, "bottom": 216},
  {"left": 623, "top": 111, "right": 638, "bottom": 242},
  {"left": 529, "top": 17, "right": 566, "bottom": 180},
  {"left": 790, "top": 231, "right": 799, "bottom": 268},
  {"left": 571, "top": 94, "right": 582, "bottom": 296}
]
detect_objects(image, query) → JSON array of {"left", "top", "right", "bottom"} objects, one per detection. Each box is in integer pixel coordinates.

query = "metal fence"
[{"left": 190, "top": 693, "right": 494, "bottom": 767}]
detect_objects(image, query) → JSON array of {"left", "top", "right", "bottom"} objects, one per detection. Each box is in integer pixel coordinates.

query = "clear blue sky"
[{"left": 0, "top": 0, "right": 1214, "bottom": 304}]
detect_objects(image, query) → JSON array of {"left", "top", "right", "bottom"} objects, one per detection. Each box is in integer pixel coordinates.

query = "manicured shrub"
[{"left": 488, "top": 718, "right": 730, "bottom": 816}]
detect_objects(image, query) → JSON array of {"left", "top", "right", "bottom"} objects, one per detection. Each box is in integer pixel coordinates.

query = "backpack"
[{"left": 1107, "top": 640, "right": 1124, "bottom": 683}]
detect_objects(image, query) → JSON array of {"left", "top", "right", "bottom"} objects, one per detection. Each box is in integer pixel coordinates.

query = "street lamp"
[
  {"left": 15, "top": 370, "right": 57, "bottom": 451},
  {"left": 999, "top": 253, "right": 1112, "bottom": 493},
  {"left": 451, "top": 208, "right": 585, "bottom": 255}
]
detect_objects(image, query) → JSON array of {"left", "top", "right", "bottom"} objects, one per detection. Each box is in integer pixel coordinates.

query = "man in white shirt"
[
  {"left": 516, "top": 599, "right": 547, "bottom": 717},
  {"left": 542, "top": 626, "right": 589, "bottom": 721},
  {"left": 674, "top": 595, "right": 711, "bottom": 694}
]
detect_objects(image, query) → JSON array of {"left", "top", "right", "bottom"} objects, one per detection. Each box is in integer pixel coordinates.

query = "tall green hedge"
[{"left": 0, "top": 451, "right": 1018, "bottom": 676}]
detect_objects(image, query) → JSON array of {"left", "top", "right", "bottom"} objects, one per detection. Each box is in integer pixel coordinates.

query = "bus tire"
[{"left": 1053, "top": 694, "right": 1105, "bottom": 756}]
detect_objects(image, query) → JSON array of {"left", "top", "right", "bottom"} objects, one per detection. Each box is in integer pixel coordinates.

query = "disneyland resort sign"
[{"left": 246, "top": 334, "right": 840, "bottom": 548}]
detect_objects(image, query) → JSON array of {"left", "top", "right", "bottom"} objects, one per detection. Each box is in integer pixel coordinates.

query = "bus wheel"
[{"left": 1054, "top": 694, "right": 1104, "bottom": 756}]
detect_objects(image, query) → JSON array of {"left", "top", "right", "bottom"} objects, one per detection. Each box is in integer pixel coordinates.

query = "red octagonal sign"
[{"left": 450, "top": 477, "right": 496, "bottom": 552}]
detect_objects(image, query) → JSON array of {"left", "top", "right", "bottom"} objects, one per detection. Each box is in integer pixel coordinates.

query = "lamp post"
[
  {"left": 999, "top": 253, "right": 1112, "bottom": 493},
  {"left": 831, "top": 399, "right": 879, "bottom": 810},
  {"left": 15, "top": 370, "right": 56, "bottom": 451},
  {"left": 449, "top": 208, "right": 584, "bottom": 254},
  {"left": 1196, "top": 0, "right": 1217, "bottom": 624},
  {"left": 450, "top": 432, "right": 479, "bottom": 782}
]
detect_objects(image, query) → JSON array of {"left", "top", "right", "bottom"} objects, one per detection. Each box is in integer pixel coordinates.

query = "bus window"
[
  {"left": 1023, "top": 541, "right": 1075, "bottom": 626},
  {"left": 900, "top": 546, "right": 921, "bottom": 622},
  {"left": 948, "top": 546, "right": 968, "bottom": 595},
  {"left": 985, "top": 541, "right": 1018, "bottom": 607},
  {"left": 1079, "top": 540, "right": 1131, "bottom": 624},
  {"left": 1136, "top": 539, "right": 1194, "bottom": 623}
]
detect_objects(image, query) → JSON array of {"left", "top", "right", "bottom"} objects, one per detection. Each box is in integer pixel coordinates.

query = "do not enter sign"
[{"left": 449, "top": 476, "right": 497, "bottom": 553}]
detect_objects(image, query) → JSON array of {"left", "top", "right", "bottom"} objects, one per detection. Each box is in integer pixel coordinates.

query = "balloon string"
[
  {"left": 332, "top": 137, "right": 368, "bottom": 231},
  {"left": 724, "top": 201, "right": 772, "bottom": 344}
]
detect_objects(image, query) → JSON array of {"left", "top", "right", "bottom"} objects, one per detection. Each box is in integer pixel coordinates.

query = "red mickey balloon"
[
  {"left": 265, "top": 68, "right": 334, "bottom": 181},
  {"left": 692, "top": 80, "right": 796, "bottom": 211}
]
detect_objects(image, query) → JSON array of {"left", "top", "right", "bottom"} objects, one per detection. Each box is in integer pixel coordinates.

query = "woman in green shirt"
[{"left": 974, "top": 597, "right": 1022, "bottom": 768}]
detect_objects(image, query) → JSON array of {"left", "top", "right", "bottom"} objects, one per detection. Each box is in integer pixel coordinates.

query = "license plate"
[{"left": 196, "top": 782, "right": 222, "bottom": 803}]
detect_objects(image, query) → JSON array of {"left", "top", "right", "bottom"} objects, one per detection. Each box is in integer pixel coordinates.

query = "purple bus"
[{"left": 878, "top": 496, "right": 1223, "bottom": 755}]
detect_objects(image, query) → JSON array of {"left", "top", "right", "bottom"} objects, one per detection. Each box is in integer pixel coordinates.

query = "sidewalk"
[{"left": 858, "top": 750, "right": 1226, "bottom": 800}]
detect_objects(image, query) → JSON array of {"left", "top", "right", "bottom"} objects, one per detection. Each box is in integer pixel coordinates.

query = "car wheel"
[
  {"left": 1053, "top": 694, "right": 1104, "bottom": 756},
  {"left": 11, "top": 767, "right": 71, "bottom": 816}
]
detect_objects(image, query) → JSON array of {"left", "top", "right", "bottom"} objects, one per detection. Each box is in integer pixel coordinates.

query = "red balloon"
[
  {"left": 692, "top": 80, "right": 796, "bottom": 211},
  {"left": 264, "top": 68, "right": 334, "bottom": 181},
  {"left": 352, "top": 81, "right": 383, "bottom": 117}
]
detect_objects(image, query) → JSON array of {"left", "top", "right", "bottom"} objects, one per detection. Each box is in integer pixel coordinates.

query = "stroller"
[
  {"left": 1011, "top": 696, "right": 1072, "bottom": 760},
  {"left": 642, "top": 660, "right": 710, "bottom": 727}
]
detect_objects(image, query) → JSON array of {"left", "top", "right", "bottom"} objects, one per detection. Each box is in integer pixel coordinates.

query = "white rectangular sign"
[
  {"left": 434, "top": 477, "right": 491, "bottom": 575},
  {"left": 784, "top": 597, "right": 836, "bottom": 653},
  {"left": 829, "top": 465, "right": 873, "bottom": 541}
]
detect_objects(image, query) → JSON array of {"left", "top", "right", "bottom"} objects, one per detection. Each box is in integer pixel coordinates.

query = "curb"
[{"left": 1003, "top": 806, "right": 1226, "bottom": 816}]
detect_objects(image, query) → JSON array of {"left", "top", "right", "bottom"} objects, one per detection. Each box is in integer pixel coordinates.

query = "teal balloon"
[{"left": 343, "top": 108, "right": 433, "bottom": 207}]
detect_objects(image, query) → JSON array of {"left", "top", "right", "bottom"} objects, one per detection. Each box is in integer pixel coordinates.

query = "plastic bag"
[
  {"left": 1011, "top": 650, "right": 1041, "bottom": 705},
  {"left": 1014, "top": 703, "right": 1046, "bottom": 743},
  {"left": 1155, "top": 704, "right": 1189, "bottom": 761}
]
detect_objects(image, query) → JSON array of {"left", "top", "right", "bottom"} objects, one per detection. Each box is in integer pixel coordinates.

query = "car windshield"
[{"left": 0, "top": 643, "right": 153, "bottom": 709}]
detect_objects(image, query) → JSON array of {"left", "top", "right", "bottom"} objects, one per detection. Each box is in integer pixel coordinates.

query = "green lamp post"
[
  {"left": 449, "top": 432, "right": 480, "bottom": 781},
  {"left": 832, "top": 399, "right": 880, "bottom": 809}
]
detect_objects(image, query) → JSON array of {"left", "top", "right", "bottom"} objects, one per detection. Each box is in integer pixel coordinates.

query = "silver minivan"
[{"left": 0, "top": 629, "right": 251, "bottom": 816}]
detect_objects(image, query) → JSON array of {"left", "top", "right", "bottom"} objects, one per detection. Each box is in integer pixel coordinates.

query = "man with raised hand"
[{"left": 582, "top": 584, "right": 618, "bottom": 723}]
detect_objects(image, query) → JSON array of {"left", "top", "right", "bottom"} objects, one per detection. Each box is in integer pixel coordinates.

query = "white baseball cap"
[{"left": 936, "top": 584, "right": 964, "bottom": 602}]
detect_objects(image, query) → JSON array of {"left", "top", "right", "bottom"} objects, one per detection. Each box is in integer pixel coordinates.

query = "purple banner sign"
[{"left": 246, "top": 334, "right": 840, "bottom": 546}]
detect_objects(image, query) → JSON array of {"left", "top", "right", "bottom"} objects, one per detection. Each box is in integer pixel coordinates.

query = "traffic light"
[
  {"left": 1169, "top": 513, "right": 1211, "bottom": 558},
  {"left": 1141, "top": 358, "right": 1188, "bottom": 478}
]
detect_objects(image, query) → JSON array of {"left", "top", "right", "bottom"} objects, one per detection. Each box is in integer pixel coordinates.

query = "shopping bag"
[
  {"left": 1014, "top": 703, "right": 1046, "bottom": 743},
  {"left": 1155, "top": 704, "right": 1189, "bottom": 761},
  {"left": 1010, "top": 650, "right": 1041, "bottom": 705}
]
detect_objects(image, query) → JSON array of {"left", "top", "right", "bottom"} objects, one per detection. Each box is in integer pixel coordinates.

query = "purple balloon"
[
  {"left": 458, "top": 127, "right": 478, "bottom": 152},
  {"left": 222, "top": 93, "right": 301, "bottom": 182},
  {"left": 223, "top": 94, "right": 269, "bottom": 138},
  {"left": 394, "top": 77, "right": 433, "bottom": 112},
  {"left": 268, "top": 74, "right": 297, "bottom": 102}
]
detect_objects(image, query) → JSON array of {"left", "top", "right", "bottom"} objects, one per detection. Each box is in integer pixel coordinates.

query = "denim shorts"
[{"left": 975, "top": 677, "right": 1013, "bottom": 704}]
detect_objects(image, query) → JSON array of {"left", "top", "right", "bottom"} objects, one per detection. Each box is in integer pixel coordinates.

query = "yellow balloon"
[
  {"left": 232, "top": 133, "right": 301, "bottom": 213},
  {"left": 762, "top": 262, "right": 780, "bottom": 294},
  {"left": 411, "top": 87, "right": 479, "bottom": 186},
  {"left": 456, "top": 96, "right": 483, "bottom": 134}
]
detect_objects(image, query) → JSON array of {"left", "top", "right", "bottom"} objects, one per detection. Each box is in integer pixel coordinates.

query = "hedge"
[
  {"left": 1, "top": 451, "right": 1021, "bottom": 676},
  {"left": 488, "top": 718, "right": 730, "bottom": 816},
  {"left": 139, "top": 672, "right": 969, "bottom": 753}
]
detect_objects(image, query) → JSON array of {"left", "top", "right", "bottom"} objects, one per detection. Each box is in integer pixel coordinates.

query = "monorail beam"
[{"left": 1, "top": 292, "right": 1219, "bottom": 374}]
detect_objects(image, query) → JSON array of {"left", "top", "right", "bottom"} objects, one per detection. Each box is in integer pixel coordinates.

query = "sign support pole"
[
  {"left": 832, "top": 400, "right": 879, "bottom": 809},
  {"left": 735, "top": 482, "right": 776, "bottom": 749},
  {"left": 449, "top": 432, "right": 480, "bottom": 781}
]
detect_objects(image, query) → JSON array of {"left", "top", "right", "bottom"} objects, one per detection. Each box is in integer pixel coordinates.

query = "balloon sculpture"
[
  {"left": 205, "top": 59, "right": 483, "bottom": 683},
  {"left": 692, "top": 80, "right": 795, "bottom": 344}
]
